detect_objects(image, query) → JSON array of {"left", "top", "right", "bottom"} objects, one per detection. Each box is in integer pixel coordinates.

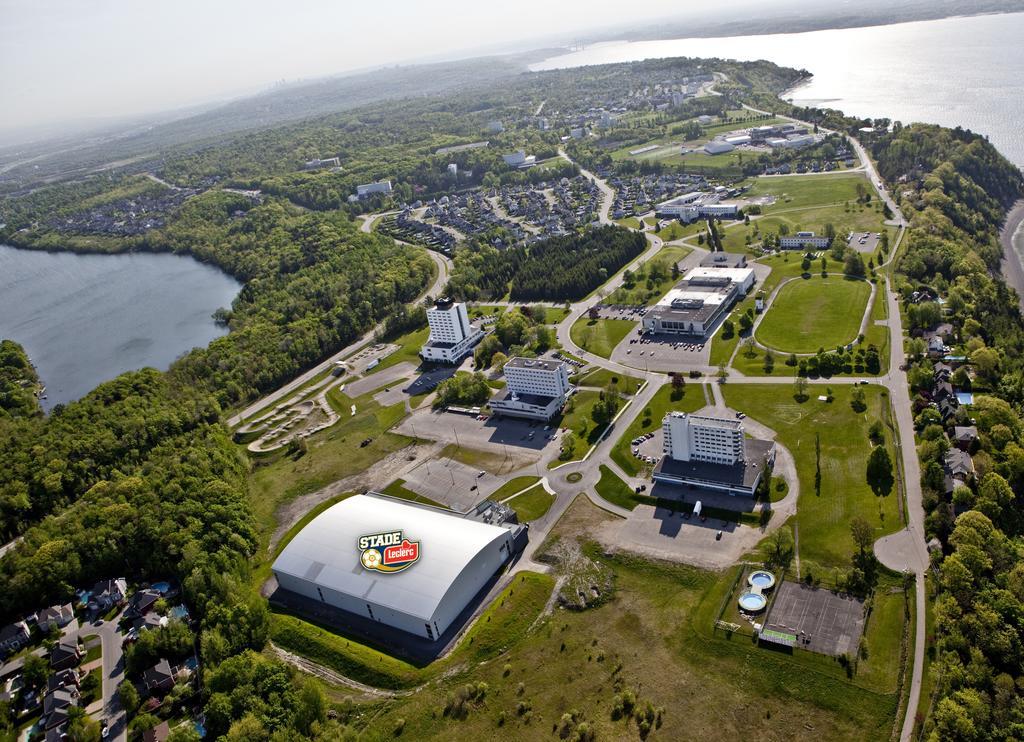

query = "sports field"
[{"left": 757, "top": 277, "right": 871, "bottom": 353}]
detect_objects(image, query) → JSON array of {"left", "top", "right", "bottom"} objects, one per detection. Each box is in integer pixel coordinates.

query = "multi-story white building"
[
  {"left": 662, "top": 412, "right": 744, "bottom": 465},
  {"left": 780, "top": 231, "right": 832, "bottom": 250},
  {"left": 654, "top": 411, "right": 775, "bottom": 496},
  {"left": 502, "top": 150, "right": 536, "bottom": 169},
  {"left": 490, "top": 357, "right": 572, "bottom": 421},
  {"left": 420, "top": 299, "right": 485, "bottom": 364}
]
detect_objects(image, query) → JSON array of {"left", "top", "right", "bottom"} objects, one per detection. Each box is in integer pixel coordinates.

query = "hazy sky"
[{"left": 2, "top": 0, "right": 705, "bottom": 136}]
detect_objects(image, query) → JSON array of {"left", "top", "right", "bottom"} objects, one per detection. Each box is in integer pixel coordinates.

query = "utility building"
[
  {"left": 490, "top": 357, "right": 573, "bottom": 421},
  {"left": 420, "top": 299, "right": 485, "bottom": 364},
  {"left": 272, "top": 494, "right": 521, "bottom": 641}
]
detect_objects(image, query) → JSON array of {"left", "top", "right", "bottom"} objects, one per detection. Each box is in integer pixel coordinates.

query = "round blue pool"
[
  {"left": 748, "top": 570, "right": 776, "bottom": 590},
  {"left": 738, "top": 592, "right": 767, "bottom": 612}
]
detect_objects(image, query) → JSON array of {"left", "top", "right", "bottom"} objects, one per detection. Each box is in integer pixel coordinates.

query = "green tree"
[
  {"left": 844, "top": 252, "right": 866, "bottom": 278},
  {"left": 866, "top": 445, "right": 894, "bottom": 496},
  {"left": 850, "top": 516, "right": 873, "bottom": 555}
]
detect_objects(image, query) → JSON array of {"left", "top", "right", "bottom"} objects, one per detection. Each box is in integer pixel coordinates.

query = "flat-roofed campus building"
[
  {"left": 641, "top": 266, "right": 755, "bottom": 337},
  {"left": 654, "top": 411, "right": 775, "bottom": 496},
  {"left": 779, "top": 231, "right": 832, "bottom": 249},
  {"left": 272, "top": 493, "right": 523, "bottom": 641},
  {"left": 490, "top": 357, "right": 572, "bottom": 421},
  {"left": 654, "top": 192, "right": 740, "bottom": 222},
  {"left": 700, "top": 252, "right": 748, "bottom": 269},
  {"left": 420, "top": 299, "right": 485, "bottom": 364}
]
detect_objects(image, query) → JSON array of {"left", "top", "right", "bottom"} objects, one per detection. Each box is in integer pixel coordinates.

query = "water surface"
[
  {"left": 0, "top": 244, "right": 240, "bottom": 408},
  {"left": 532, "top": 13, "right": 1024, "bottom": 169}
]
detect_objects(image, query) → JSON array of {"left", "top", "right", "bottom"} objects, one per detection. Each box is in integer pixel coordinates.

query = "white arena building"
[{"left": 272, "top": 494, "right": 520, "bottom": 640}]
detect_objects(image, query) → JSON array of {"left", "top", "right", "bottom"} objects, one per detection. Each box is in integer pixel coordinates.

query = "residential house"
[
  {"left": 938, "top": 397, "right": 959, "bottom": 422},
  {"left": 944, "top": 448, "right": 976, "bottom": 496},
  {"left": 49, "top": 638, "right": 81, "bottom": 671},
  {"left": 143, "top": 659, "right": 175, "bottom": 694},
  {"left": 89, "top": 578, "right": 127, "bottom": 611},
  {"left": 933, "top": 362, "right": 953, "bottom": 383},
  {"left": 932, "top": 380, "right": 956, "bottom": 404},
  {"left": 0, "top": 621, "right": 30, "bottom": 655},
  {"left": 46, "top": 670, "right": 79, "bottom": 694},
  {"left": 37, "top": 604, "right": 74, "bottom": 634},
  {"left": 126, "top": 589, "right": 161, "bottom": 618},
  {"left": 142, "top": 721, "right": 171, "bottom": 742},
  {"left": 42, "top": 684, "right": 79, "bottom": 730},
  {"left": 953, "top": 426, "right": 979, "bottom": 451},
  {"left": 45, "top": 724, "right": 69, "bottom": 742}
]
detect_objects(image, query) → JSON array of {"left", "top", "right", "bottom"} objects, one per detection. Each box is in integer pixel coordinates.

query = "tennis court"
[{"left": 763, "top": 581, "right": 865, "bottom": 656}]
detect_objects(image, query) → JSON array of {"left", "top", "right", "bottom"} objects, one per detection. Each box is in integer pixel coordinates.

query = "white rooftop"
[
  {"left": 272, "top": 494, "right": 511, "bottom": 621},
  {"left": 657, "top": 286, "right": 731, "bottom": 309},
  {"left": 683, "top": 266, "right": 755, "bottom": 284}
]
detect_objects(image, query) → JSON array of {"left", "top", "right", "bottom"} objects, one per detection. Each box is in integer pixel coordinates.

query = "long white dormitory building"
[
  {"left": 662, "top": 412, "right": 745, "bottom": 465},
  {"left": 489, "top": 357, "right": 572, "bottom": 421},
  {"left": 420, "top": 299, "right": 485, "bottom": 364}
]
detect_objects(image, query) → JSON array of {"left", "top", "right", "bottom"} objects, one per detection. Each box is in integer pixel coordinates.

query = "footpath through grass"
[
  {"left": 569, "top": 317, "right": 635, "bottom": 358},
  {"left": 721, "top": 383, "right": 901, "bottom": 567},
  {"left": 756, "top": 276, "right": 871, "bottom": 353}
]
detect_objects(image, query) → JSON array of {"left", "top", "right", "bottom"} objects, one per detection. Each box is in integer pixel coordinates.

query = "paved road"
[
  {"left": 252, "top": 139, "right": 927, "bottom": 729},
  {"left": 227, "top": 247, "right": 450, "bottom": 427}
]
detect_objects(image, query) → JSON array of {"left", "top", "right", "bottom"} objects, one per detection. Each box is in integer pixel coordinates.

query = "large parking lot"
[
  {"left": 609, "top": 326, "right": 712, "bottom": 370},
  {"left": 395, "top": 406, "right": 558, "bottom": 459},
  {"left": 764, "top": 581, "right": 866, "bottom": 656},
  {"left": 400, "top": 456, "right": 505, "bottom": 511}
]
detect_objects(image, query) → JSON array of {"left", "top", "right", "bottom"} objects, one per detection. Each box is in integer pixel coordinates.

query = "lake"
[
  {"left": 0, "top": 244, "right": 241, "bottom": 409},
  {"left": 531, "top": 12, "right": 1024, "bottom": 170}
]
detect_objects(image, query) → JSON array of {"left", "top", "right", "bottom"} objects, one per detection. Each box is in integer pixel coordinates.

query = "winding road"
[{"left": 239, "top": 123, "right": 925, "bottom": 736}]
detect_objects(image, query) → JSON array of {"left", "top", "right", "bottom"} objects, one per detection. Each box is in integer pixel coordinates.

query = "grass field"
[
  {"left": 595, "top": 464, "right": 640, "bottom": 509},
  {"left": 348, "top": 496, "right": 898, "bottom": 740},
  {"left": 721, "top": 384, "right": 901, "bottom": 567},
  {"left": 569, "top": 318, "right": 635, "bottom": 358},
  {"left": 490, "top": 475, "right": 541, "bottom": 501},
  {"left": 248, "top": 388, "right": 412, "bottom": 546},
  {"left": 604, "top": 246, "right": 689, "bottom": 306},
  {"left": 575, "top": 367, "right": 642, "bottom": 393},
  {"left": 745, "top": 173, "right": 873, "bottom": 209},
  {"left": 757, "top": 276, "right": 871, "bottom": 353},
  {"left": 506, "top": 484, "right": 555, "bottom": 521},
  {"left": 609, "top": 381, "right": 706, "bottom": 476},
  {"left": 552, "top": 390, "right": 605, "bottom": 465}
]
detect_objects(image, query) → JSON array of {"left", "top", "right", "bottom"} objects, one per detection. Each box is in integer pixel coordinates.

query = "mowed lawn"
[
  {"left": 506, "top": 483, "right": 555, "bottom": 521},
  {"left": 721, "top": 384, "right": 902, "bottom": 568},
  {"left": 757, "top": 276, "right": 871, "bottom": 353},
  {"left": 569, "top": 317, "right": 635, "bottom": 358}
]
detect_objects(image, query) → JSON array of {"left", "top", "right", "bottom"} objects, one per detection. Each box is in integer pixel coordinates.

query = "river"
[{"left": 0, "top": 244, "right": 241, "bottom": 409}]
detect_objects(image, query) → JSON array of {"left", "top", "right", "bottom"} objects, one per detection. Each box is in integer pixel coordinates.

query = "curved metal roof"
[{"left": 272, "top": 494, "right": 510, "bottom": 621}]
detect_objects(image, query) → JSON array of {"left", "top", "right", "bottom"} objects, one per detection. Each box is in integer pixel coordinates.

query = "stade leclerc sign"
[{"left": 358, "top": 530, "right": 421, "bottom": 573}]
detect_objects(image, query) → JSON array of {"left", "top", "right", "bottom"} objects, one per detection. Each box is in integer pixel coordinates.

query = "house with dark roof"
[
  {"left": 944, "top": 448, "right": 976, "bottom": 496},
  {"left": 143, "top": 659, "right": 175, "bottom": 694},
  {"left": 938, "top": 397, "right": 959, "bottom": 422},
  {"left": 37, "top": 604, "right": 74, "bottom": 633},
  {"left": 126, "top": 589, "right": 161, "bottom": 618},
  {"left": 49, "top": 639, "right": 81, "bottom": 671},
  {"left": 0, "top": 621, "right": 30, "bottom": 655},
  {"left": 46, "top": 670, "right": 79, "bottom": 694},
  {"left": 933, "top": 362, "right": 953, "bottom": 382},
  {"left": 953, "top": 426, "right": 979, "bottom": 451},
  {"left": 89, "top": 578, "right": 127, "bottom": 611}
]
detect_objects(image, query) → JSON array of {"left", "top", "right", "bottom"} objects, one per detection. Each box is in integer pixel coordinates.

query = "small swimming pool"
[
  {"left": 738, "top": 592, "right": 768, "bottom": 612},
  {"left": 151, "top": 581, "right": 172, "bottom": 594},
  {"left": 748, "top": 570, "right": 776, "bottom": 590}
]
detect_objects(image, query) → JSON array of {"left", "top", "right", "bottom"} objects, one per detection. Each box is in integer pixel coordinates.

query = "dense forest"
[
  {"left": 871, "top": 124, "right": 1024, "bottom": 741},
  {"left": 448, "top": 225, "right": 645, "bottom": 301},
  {"left": 0, "top": 341, "right": 40, "bottom": 420}
]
